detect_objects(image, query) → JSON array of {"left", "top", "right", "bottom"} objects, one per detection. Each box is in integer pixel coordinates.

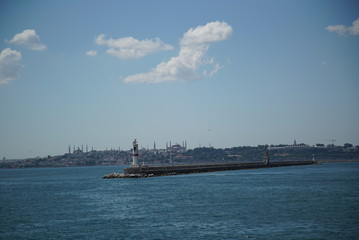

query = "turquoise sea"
[{"left": 1, "top": 162, "right": 358, "bottom": 239}]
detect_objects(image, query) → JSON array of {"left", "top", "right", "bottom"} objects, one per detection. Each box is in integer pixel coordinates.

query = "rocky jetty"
[
  {"left": 103, "top": 160, "right": 317, "bottom": 179},
  {"left": 102, "top": 172, "right": 155, "bottom": 179}
]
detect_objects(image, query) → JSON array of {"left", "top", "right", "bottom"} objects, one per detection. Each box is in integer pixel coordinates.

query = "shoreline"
[{"left": 1, "top": 159, "right": 358, "bottom": 170}]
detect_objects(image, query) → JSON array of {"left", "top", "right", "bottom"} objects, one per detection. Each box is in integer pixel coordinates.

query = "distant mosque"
[{"left": 166, "top": 141, "right": 187, "bottom": 153}]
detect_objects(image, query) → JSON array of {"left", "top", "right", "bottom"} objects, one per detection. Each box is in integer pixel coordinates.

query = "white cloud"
[
  {"left": 326, "top": 25, "right": 347, "bottom": 35},
  {"left": 204, "top": 62, "right": 222, "bottom": 77},
  {"left": 7, "top": 29, "right": 47, "bottom": 51},
  {"left": 0, "top": 48, "right": 22, "bottom": 85},
  {"left": 181, "top": 21, "right": 233, "bottom": 46},
  {"left": 95, "top": 34, "right": 173, "bottom": 59},
  {"left": 124, "top": 21, "right": 233, "bottom": 83},
  {"left": 348, "top": 18, "right": 359, "bottom": 35},
  {"left": 326, "top": 18, "right": 359, "bottom": 36},
  {"left": 86, "top": 50, "right": 97, "bottom": 57}
]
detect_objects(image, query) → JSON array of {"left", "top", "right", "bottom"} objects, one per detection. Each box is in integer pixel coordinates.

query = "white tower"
[{"left": 131, "top": 139, "right": 139, "bottom": 167}]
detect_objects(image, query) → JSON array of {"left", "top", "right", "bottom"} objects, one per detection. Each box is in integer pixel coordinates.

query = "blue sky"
[{"left": 1, "top": 0, "right": 358, "bottom": 158}]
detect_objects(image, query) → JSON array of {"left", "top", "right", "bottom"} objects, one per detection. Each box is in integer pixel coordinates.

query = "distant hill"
[{"left": 1, "top": 145, "right": 358, "bottom": 169}]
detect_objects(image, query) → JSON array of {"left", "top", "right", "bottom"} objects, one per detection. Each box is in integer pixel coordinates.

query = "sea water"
[{"left": 1, "top": 162, "right": 358, "bottom": 240}]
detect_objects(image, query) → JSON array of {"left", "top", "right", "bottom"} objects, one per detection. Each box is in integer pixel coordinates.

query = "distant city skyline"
[
  {"left": 59, "top": 138, "right": 359, "bottom": 157},
  {"left": 1, "top": 0, "right": 358, "bottom": 159}
]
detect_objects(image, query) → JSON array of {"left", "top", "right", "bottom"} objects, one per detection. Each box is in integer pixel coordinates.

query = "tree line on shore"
[{"left": 1, "top": 144, "right": 358, "bottom": 169}]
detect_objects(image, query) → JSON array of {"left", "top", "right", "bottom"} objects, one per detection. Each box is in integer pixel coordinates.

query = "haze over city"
[{"left": 1, "top": 0, "right": 358, "bottom": 159}]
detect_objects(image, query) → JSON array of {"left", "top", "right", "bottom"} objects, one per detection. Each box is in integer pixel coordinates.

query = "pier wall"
[{"left": 124, "top": 161, "right": 316, "bottom": 176}]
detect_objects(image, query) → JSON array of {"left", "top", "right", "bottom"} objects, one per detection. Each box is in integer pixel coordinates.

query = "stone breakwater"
[
  {"left": 103, "top": 172, "right": 155, "bottom": 178},
  {"left": 103, "top": 160, "right": 317, "bottom": 179}
]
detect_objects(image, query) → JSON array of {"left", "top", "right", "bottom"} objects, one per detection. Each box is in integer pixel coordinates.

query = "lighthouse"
[
  {"left": 263, "top": 145, "right": 270, "bottom": 165},
  {"left": 131, "top": 139, "right": 139, "bottom": 167}
]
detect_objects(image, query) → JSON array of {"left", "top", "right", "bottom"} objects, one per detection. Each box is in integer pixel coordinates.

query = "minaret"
[{"left": 131, "top": 139, "right": 139, "bottom": 167}]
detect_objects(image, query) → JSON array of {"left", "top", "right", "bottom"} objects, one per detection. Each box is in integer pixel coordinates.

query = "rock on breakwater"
[
  {"left": 102, "top": 172, "right": 155, "bottom": 178},
  {"left": 103, "top": 160, "right": 317, "bottom": 179}
]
